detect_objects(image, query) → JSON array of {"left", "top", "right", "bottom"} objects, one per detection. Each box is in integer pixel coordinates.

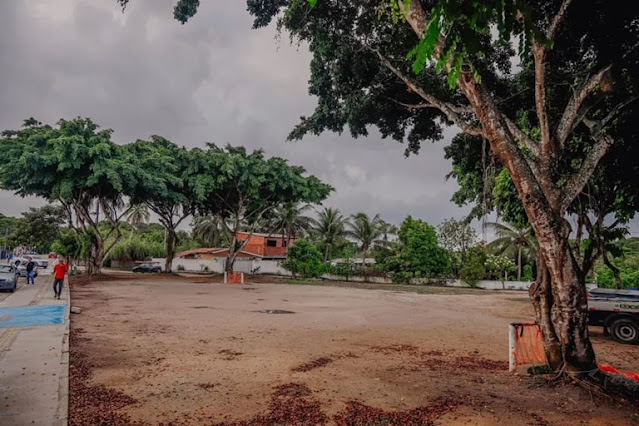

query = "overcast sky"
[{"left": 0, "top": 0, "right": 573, "bottom": 237}]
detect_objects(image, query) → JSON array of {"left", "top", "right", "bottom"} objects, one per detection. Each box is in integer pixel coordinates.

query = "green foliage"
[
  {"left": 310, "top": 207, "right": 347, "bottom": 261},
  {"left": 437, "top": 217, "right": 477, "bottom": 276},
  {"left": 522, "top": 264, "right": 534, "bottom": 281},
  {"left": 50, "top": 229, "right": 83, "bottom": 260},
  {"left": 4, "top": 205, "right": 66, "bottom": 253},
  {"left": 383, "top": 216, "right": 450, "bottom": 282},
  {"left": 282, "top": 239, "right": 325, "bottom": 279},
  {"left": 485, "top": 254, "right": 516, "bottom": 280},
  {"left": 190, "top": 145, "right": 331, "bottom": 270},
  {"left": 459, "top": 246, "right": 486, "bottom": 286},
  {"left": 107, "top": 238, "right": 165, "bottom": 262}
]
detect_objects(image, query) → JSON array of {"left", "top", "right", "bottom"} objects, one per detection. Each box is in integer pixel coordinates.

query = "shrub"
[
  {"left": 522, "top": 264, "right": 534, "bottom": 281},
  {"left": 282, "top": 239, "right": 325, "bottom": 279},
  {"left": 459, "top": 246, "right": 486, "bottom": 287},
  {"left": 177, "top": 265, "right": 185, "bottom": 271}
]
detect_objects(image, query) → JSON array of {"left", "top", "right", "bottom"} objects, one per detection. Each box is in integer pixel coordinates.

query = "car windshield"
[{"left": 0, "top": 265, "right": 14, "bottom": 273}]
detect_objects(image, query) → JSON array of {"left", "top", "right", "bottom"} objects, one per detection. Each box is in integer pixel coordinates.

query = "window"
[
  {"left": 282, "top": 240, "right": 288, "bottom": 248},
  {"left": 266, "top": 240, "right": 277, "bottom": 247}
]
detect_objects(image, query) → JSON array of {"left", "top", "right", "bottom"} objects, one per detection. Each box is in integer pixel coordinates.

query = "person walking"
[
  {"left": 52, "top": 259, "right": 68, "bottom": 300},
  {"left": 25, "top": 257, "right": 36, "bottom": 285},
  {"left": 7, "top": 252, "right": 13, "bottom": 264}
]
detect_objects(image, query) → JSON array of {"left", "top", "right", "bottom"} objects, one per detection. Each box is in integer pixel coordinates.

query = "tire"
[
  {"left": 10, "top": 283, "right": 16, "bottom": 293},
  {"left": 610, "top": 318, "right": 639, "bottom": 345}
]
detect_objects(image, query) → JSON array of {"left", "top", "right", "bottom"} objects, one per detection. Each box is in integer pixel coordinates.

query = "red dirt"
[{"left": 69, "top": 275, "right": 639, "bottom": 425}]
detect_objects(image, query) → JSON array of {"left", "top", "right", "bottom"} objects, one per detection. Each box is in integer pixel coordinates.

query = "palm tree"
[
  {"left": 346, "top": 213, "right": 387, "bottom": 265},
  {"left": 310, "top": 207, "right": 347, "bottom": 261},
  {"left": 126, "top": 203, "right": 150, "bottom": 239},
  {"left": 486, "top": 222, "right": 538, "bottom": 281},
  {"left": 192, "top": 214, "right": 227, "bottom": 247},
  {"left": 268, "top": 202, "right": 314, "bottom": 246}
]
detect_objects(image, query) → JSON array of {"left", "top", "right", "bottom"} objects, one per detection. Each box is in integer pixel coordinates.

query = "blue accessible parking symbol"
[{"left": 0, "top": 305, "right": 65, "bottom": 328}]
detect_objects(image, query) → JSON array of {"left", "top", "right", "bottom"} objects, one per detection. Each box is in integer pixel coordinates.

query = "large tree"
[
  {"left": 189, "top": 145, "right": 332, "bottom": 272},
  {"left": 239, "top": 0, "right": 638, "bottom": 377},
  {"left": 119, "top": 0, "right": 639, "bottom": 378},
  {"left": 126, "top": 136, "right": 198, "bottom": 272},
  {"left": 0, "top": 118, "right": 139, "bottom": 275}
]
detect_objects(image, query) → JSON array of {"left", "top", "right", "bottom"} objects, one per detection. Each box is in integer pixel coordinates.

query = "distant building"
[{"left": 176, "top": 232, "right": 296, "bottom": 260}]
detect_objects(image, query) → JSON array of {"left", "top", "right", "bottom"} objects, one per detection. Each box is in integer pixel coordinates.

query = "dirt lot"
[{"left": 69, "top": 274, "right": 639, "bottom": 425}]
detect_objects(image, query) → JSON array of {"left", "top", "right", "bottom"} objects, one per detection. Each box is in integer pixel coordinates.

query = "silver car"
[{"left": 0, "top": 264, "right": 18, "bottom": 292}]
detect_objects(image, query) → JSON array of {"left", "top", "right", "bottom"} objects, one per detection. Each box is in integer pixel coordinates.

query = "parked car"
[
  {"left": 0, "top": 264, "right": 18, "bottom": 292},
  {"left": 30, "top": 257, "right": 49, "bottom": 269},
  {"left": 132, "top": 263, "right": 162, "bottom": 273},
  {"left": 588, "top": 288, "right": 639, "bottom": 345},
  {"left": 14, "top": 258, "right": 39, "bottom": 278}
]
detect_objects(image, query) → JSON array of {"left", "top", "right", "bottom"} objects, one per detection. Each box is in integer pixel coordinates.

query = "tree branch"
[
  {"left": 547, "top": 0, "right": 572, "bottom": 40},
  {"left": 503, "top": 116, "right": 540, "bottom": 156},
  {"left": 584, "top": 96, "right": 639, "bottom": 134},
  {"left": 555, "top": 65, "right": 612, "bottom": 148},
  {"left": 532, "top": 42, "right": 551, "bottom": 156},
  {"left": 376, "top": 50, "right": 484, "bottom": 137},
  {"left": 561, "top": 134, "right": 614, "bottom": 213}
]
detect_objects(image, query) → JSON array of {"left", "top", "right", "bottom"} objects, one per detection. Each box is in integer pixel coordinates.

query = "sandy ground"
[{"left": 69, "top": 275, "right": 639, "bottom": 425}]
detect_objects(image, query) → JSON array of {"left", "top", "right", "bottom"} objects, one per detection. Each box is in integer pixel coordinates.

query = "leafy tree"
[
  {"left": 282, "top": 238, "right": 325, "bottom": 279},
  {"left": 346, "top": 213, "right": 389, "bottom": 265},
  {"left": 310, "top": 207, "right": 347, "bottom": 261},
  {"left": 267, "top": 202, "right": 314, "bottom": 246},
  {"left": 384, "top": 216, "right": 450, "bottom": 283},
  {"left": 459, "top": 246, "right": 487, "bottom": 286},
  {"left": 126, "top": 136, "right": 199, "bottom": 272},
  {"left": 6, "top": 205, "right": 66, "bottom": 253},
  {"left": 486, "top": 222, "right": 537, "bottom": 281},
  {"left": 437, "top": 217, "right": 477, "bottom": 276},
  {"left": 122, "top": 0, "right": 639, "bottom": 375},
  {"left": 523, "top": 264, "right": 535, "bottom": 281},
  {"left": 189, "top": 145, "right": 332, "bottom": 272},
  {"left": 0, "top": 118, "right": 139, "bottom": 275}
]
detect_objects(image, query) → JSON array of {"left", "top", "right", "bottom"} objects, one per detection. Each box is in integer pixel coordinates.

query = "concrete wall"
[{"left": 145, "top": 257, "right": 599, "bottom": 292}]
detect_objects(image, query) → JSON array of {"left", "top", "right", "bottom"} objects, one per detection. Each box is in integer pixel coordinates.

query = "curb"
[{"left": 54, "top": 276, "right": 70, "bottom": 426}]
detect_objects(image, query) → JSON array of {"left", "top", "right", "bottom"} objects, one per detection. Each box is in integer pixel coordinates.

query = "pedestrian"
[
  {"left": 52, "top": 258, "right": 68, "bottom": 300},
  {"left": 7, "top": 252, "right": 13, "bottom": 264},
  {"left": 25, "top": 256, "right": 36, "bottom": 285}
]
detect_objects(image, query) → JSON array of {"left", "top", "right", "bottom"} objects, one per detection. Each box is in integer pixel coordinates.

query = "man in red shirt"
[{"left": 52, "top": 259, "right": 68, "bottom": 300}]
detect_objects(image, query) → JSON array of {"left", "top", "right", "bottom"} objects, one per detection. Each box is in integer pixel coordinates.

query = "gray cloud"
[{"left": 0, "top": 0, "right": 472, "bottom": 227}]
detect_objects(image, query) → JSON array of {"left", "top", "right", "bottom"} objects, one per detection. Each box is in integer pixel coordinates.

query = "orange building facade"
[{"left": 176, "top": 232, "right": 295, "bottom": 259}]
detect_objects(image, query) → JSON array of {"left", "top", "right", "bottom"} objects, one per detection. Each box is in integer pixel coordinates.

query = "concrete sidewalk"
[{"left": 0, "top": 272, "right": 69, "bottom": 426}]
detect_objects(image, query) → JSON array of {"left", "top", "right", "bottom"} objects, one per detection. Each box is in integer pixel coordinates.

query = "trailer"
[{"left": 588, "top": 288, "right": 639, "bottom": 345}]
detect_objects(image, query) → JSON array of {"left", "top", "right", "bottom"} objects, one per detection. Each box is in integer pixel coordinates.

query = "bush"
[
  {"left": 177, "top": 265, "right": 185, "bottom": 271},
  {"left": 282, "top": 239, "right": 325, "bottom": 279},
  {"left": 522, "top": 264, "right": 534, "bottom": 281},
  {"left": 459, "top": 246, "right": 486, "bottom": 287},
  {"left": 107, "top": 238, "right": 165, "bottom": 262}
]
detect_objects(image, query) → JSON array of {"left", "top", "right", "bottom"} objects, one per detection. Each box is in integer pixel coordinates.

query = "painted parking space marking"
[{"left": 0, "top": 305, "right": 65, "bottom": 328}]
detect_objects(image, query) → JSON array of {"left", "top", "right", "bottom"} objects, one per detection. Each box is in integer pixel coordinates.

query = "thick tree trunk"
[
  {"left": 164, "top": 228, "right": 176, "bottom": 273},
  {"left": 87, "top": 237, "right": 105, "bottom": 276},
  {"left": 455, "top": 75, "right": 598, "bottom": 376},
  {"left": 529, "top": 224, "right": 597, "bottom": 375}
]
